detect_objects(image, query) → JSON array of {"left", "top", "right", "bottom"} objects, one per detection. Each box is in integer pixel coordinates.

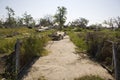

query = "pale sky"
[{"left": 0, "top": 0, "right": 120, "bottom": 25}]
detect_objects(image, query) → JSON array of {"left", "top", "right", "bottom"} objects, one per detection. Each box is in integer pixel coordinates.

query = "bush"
[
  {"left": 20, "top": 35, "right": 49, "bottom": 67},
  {"left": 74, "top": 75, "right": 104, "bottom": 80}
]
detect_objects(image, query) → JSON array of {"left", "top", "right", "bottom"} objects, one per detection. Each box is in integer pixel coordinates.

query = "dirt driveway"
[{"left": 22, "top": 36, "right": 113, "bottom": 80}]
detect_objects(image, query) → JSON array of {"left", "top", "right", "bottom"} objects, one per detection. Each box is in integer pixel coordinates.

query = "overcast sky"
[{"left": 0, "top": 0, "right": 120, "bottom": 25}]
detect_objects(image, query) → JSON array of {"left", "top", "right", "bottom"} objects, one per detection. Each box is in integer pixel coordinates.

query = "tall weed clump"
[{"left": 20, "top": 35, "right": 49, "bottom": 66}]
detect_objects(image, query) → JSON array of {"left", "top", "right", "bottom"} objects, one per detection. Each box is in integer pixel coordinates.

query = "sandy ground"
[{"left": 22, "top": 36, "right": 113, "bottom": 80}]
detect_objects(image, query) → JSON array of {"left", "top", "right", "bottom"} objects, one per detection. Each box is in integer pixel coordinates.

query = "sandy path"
[{"left": 23, "top": 36, "right": 113, "bottom": 80}]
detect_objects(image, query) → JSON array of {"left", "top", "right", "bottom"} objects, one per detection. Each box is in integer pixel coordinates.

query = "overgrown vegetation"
[
  {"left": 0, "top": 27, "right": 35, "bottom": 54},
  {"left": 68, "top": 28, "right": 120, "bottom": 70},
  {"left": 68, "top": 31, "right": 87, "bottom": 52},
  {"left": 0, "top": 27, "right": 35, "bottom": 38},
  {"left": 74, "top": 75, "right": 104, "bottom": 80},
  {"left": 86, "top": 30, "right": 120, "bottom": 67},
  {"left": 0, "top": 27, "right": 53, "bottom": 80},
  {"left": 3, "top": 35, "right": 50, "bottom": 80},
  {"left": 20, "top": 34, "right": 50, "bottom": 67},
  {"left": 0, "top": 5, "right": 120, "bottom": 80},
  {"left": 0, "top": 39, "right": 16, "bottom": 54}
]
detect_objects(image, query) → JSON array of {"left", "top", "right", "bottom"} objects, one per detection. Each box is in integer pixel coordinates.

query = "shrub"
[
  {"left": 86, "top": 32, "right": 114, "bottom": 58},
  {"left": 20, "top": 35, "right": 49, "bottom": 67}
]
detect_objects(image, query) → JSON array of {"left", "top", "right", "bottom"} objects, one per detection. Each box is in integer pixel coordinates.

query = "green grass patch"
[
  {"left": 0, "top": 27, "right": 35, "bottom": 38},
  {"left": 0, "top": 38, "right": 16, "bottom": 54},
  {"left": 74, "top": 75, "right": 104, "bottom": 80},
  {"left": 68, "top": 31, "right": 87, "bottom": 52},
  {"left": 0, "top": 27, "right": 54, "bottom": 54}
]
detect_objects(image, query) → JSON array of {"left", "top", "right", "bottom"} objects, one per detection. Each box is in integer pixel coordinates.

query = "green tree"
[
  {"left": 89, "top": 24, "right": 102, "bottom": 30},
  {"left": 39, "top": 15, "right": 53, "bottom": 27},
  {"left": 114, "top": 16, "right": 120, "bottom": 28},
  {"left": 0, "top": 18, "right": 4, "bottom": 28},
  {"left": 54, "top": 6, "right": 67, "bottom": 30},
  {"left": 103, "top": 18, "right": 114, "bottom": 30},
  {"left": 39, "top": 18, "right": 48, "bottom": 27},
  {"left": 23, "top": 12, "right": 33, "bottom": 27},
  {"left": 16, "top": 17, "right": 24, "bottom": 27},
  {"left": 30, "top": 19, "right": 36, "bottom": 27},
  {"left": 71, "top": 19, "right": 81, "bottom": 27},
  {"left": 79, "top": 18, "right": 89, "bottom": 28},
  {"left": 5, "top": 6, "right": 16, "bottom": 27},
  {"left": 71, "top": 18, "right": 89, "bottom": 28}
]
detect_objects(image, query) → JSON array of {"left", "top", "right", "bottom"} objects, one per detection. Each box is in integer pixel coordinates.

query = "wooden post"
[
  {"left": 112, "top": 42, "right": 120, "bottom": 80},
  {"left": 106, "top": 40, "right": 120, "bottom": 80},
  {"left": 115, "top": 43, "right": 120, "bottom": 80},
  {"left": 15, "top": 39, "right": 20, "bottom": 79}
]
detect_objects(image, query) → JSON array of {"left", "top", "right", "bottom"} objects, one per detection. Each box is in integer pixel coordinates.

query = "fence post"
[
  {"left": 112, "top": 42, "right": 120, "bottom": 80},
  {"left": 15, "top": 39, "right": 20, "bottom": 79}
]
